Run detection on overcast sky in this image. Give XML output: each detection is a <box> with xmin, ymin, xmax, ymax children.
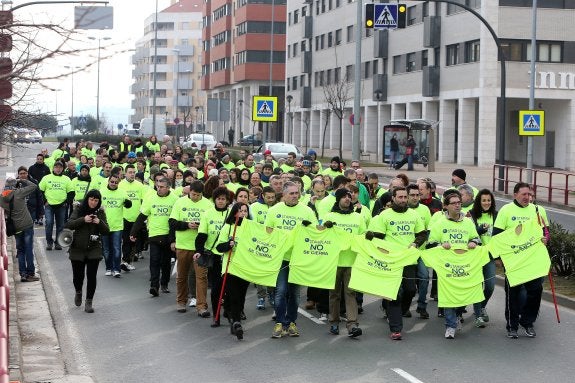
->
<box><xmin>10</xmin><ymin>0</ymin><xmax>172</xmax><ymax>132</ymax></box>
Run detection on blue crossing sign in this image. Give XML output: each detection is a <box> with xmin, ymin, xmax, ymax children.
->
<box><xmin>252</xmin><ymin>96</ymin><xmax>277</xmax><ymax>122</ymax></box>
<box><xmin>518</xmin><ymin>110</ymin><xmax>545</xmax><ymax>136</ymax></box>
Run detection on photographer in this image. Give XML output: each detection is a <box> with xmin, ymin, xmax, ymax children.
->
<box><xmin>1</xmin><ymin>177</ymin><xmax>39</xmax><ymax>282</ymax></box>
<box><xmin>65</xmin><ymin>189</ymin><xmax>109</xmax><ymax>313</ymax></box>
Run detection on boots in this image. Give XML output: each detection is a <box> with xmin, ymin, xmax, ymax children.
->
<box><xmin>85</xmin><ymin>299</ymin><xmax>94</xmax><ymax>313</ymax></box>
<box><xmin>74</xmin><ymin>291</ymin><xmax>82</xmax><ymax>307</ymax></box>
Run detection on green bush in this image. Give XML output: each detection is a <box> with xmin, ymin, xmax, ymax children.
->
<box><xmin>547</xmin><ymin>221</ymin><xmax>575</xmax><ymax>277</ymax></box>
<box><xmin>57</xmin><ymin>134</ymin><xmax>125</xmax><ymax>147</ymax></box>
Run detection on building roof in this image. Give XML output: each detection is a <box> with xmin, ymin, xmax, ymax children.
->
<box><xmin>164</xmin><ymin>0</ymin><xmax>203</xmax><ymax>13</ymax></box>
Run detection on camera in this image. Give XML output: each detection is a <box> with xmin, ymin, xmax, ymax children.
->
<box><xmin>89</xmin><ymin>235</ymin><xmax>100</xmax><ymax>243</ymax></box>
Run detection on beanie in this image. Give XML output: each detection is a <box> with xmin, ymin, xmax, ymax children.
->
<box><xmin>331</xmin><ymin>156</ymin><xmax>340</xmax><ymax>164</ymax></box>
<box><xmin>335</xmin><ymin>188</ymin><xmax>351</xmax><ymax>203</ymax></box>
<box><xmin>452</xmin><ymin>168</ymin><xmax>466</xmax><ymax>181</ymax></box>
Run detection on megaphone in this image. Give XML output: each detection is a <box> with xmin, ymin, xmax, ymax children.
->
<box><xmin>57</xmin><ymin>229</ymin><xmax>74</xmax><ymax>248</ymax></box>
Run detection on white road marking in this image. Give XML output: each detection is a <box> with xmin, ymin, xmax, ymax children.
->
<box><xmin>298</xmin><ymin>307</ymin><xmax>324</xmax><ymax>324</ymax></box>
<box><xmin>391</xmin><ymin>368</ymin><xmax>426</xmax><ymax>383</ymax></box>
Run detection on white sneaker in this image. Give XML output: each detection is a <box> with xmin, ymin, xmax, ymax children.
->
<box><xmin>189</xmin><ymin>298</ymin><xmax>197</xmax><ymax>307</ymax></box>
<box><xmin>113</xmin><ymin>271</ymin><xmax>121</xmax><ymax>278</ymax></box>
<box><xmin>126</xmin><ymin>264</ymin><xmax>136</xmax><ymax>271</ymax></box>
<box><xmin>318</xmin><ymin>313</ymin><xmax>328</xmax><ymax>321</ymax></box>
<box><xmin>105</xmin><ymin>270</ymin><xmax>112</xmax><ymax>276</ymax></box>
<box><xmin>445</xmin><ymin>327</ymin><xmax>456</xmax><ymax>339</ymax></box>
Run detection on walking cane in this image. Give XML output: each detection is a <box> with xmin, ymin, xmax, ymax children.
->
<box><xmin>215</xmin><ymin>213</ymin><xmax>240</xmax><ymax>323</ymax></box>
<box><xmin>536</xmin><ymin>206</ymin><xmax>561</xmax><ymax>323</ymax></box>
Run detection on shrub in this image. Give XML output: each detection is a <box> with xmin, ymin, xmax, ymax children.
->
<box><xmin>547</xmin><ymin>221</ymin><xmax>575</xmax><ymax>277</ymax></box>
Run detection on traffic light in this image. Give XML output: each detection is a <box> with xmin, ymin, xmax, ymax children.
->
<box><xmin>397</xmin><ymin>4</ymin><xmax>407</xmax><ymax>29</ymax></box>
<box><xmin>365</xmin><ymin>4</ymin><xmax>374</xmax><ymax>29</ymax></box>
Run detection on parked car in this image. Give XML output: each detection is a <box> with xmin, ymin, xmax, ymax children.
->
<box><xmin>239</xmin><ymin>134</ymin><xmax>262</xmax><ymax>147</ymax></box>
<box><xmin>13</xmin><ymin>128</ymin><xmax>42</xmax><ymax>144</ymax></box>
<box><xmin>182</xmin><ymin>133</ymin><xmax>217</xmax><ymax>150</ymax></box>
<box><xmin>253</xmin><ymin>142</ymin><xmax>303</xmax><ymax>161</ymax></box>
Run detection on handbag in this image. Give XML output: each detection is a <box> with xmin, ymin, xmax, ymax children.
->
<box><xmin>5</xmin><ymin>195</ymin><xmax>16</xmax><ymax>237</ymax></box>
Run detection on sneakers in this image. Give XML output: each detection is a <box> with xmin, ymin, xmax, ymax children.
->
<box><xmin>271</xmin><ymin>323</ymin><xmax>286</xmax><ymax>338</ymax></box>
<box><xmin>287</xmin><ymin>322</ymin><xmax>300</xmax><ymax>337</ymax></box>
<box><xmin>20</xmin><ymin>276</ymin><xmax>28</xmax><ymax>282</ymax></box>
<box><xmin>402</xmin><ymin>310</ymin><xmax>412</xmax><ymax>318</ymax></box>
<box><xmin>160</xmin><ymin>285</ymin><xmax>170</xmax><ymax>293</ymax></box>
<box><xmin>305</xmin><ymin>300</ymin><xmax>316</xmax><ymax>310</ymax></box>
<box><xmin>149</xmin><ymin>287</ymin><xmax>159</xmax><ymax>297</ymax></box>
<box><xmin>456</xmin><ymin>315</ymin><xmax>463</xmax><ymax>331</ymax></box>
<box><xmin>480</xmin><ymin>307</ymin><xmax>490</xmax><ymax>322</ymax></box>
<box><xmin>445</xmin><ymin>327</ymin><xmax>456</xmax><ymax>339</ymax></box>
<box><xmin>523</xmin><ymin>326</ymin><xmax>536</xmax><ymax>338</ymax></box>
<box><xmin>198</xmin><ymin>310</ymin><xmax>211</xmax><ymax>318</ymax></box>
<box><xmin>240</xmin><ymin>311</ymin><xmax>247</xmax><ymax>320</ymax></box>
<box><xmin>474</xmin><ymin>317</ymin><xmax>486</xmax><ymax>328</ymax></box>
<box><xmin>26</xmin><ymin>275</ymin><xmax>40</xmax><ymax>282</ymax></box>
<box><xmin>390</xmin><ymin>332</ymin><xmax>402</xmax><ymax>341</ymax></box>
<box><xmin>105</xmin><ymin>270</ymin><xmax>112</xmax><ymax>276</ymax></box>
<box><xmin>113</xmin><ymin>271</ymin><xmax>121</xmax><ymax>278</ymax></box>
<box><xmin>437</xmin><ymin>308</ymin><xmax>445</xmax><ymax>318</ymax></box>
<box><xmin>318</xmin><ymin>313</ymin><xmax>328</xmax><ymax>321</ymax></box>
<box><xmin>329</xmin><ymin>325</ymin><xmax>339</xmax><ymax>335</ymax></box>
<box><xmin>177</xmin><ymin>305</ymin><xmax>187</xmax><ymax>313</ymax></box>
<box><xmin>189</xmin><ymin>298</ymin><xmax>197</xmax><ymax>307</ymax></box>
<box><xmin>348</xmin><ymin>327</ymin><xmax>362</xmax><ymax>338</ymax></box>
<box><xmin>416</xmin><ymin>307</ymin><xmax>430</xmax><ymax>319</ymax></box>
<box><xmin>256</xmin><ymin>298</ymin><xmax>265</xmax><ymax>310</ymax></box>
<box><xmin>127</xmin><ymin>264</ymin><xmax>136</xmax><ymax>271</ymax></box>
<box><xmin>121</xmin><ymin>262</ymin><xmax>135</xmax><ymax>271</ymax></box>
<box><xmin>74</xmin><ymin>292</ymin><xmax>82</xmax><ymax>307</ymax></box>
<box><xmin>507</xmin><ymin>329</ymin><xmax>519</xmax><ymax>339</ymax></box>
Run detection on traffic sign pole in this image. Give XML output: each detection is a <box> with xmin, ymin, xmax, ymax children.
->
<box><xmin>527</xmin><ymin>0</ymin><xmax>538</xmax><ymax>184</ymax></box>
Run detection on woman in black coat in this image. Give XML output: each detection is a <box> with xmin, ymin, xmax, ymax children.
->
<box><xmin>65</xmin><ymin>189</ymin><xmax>109</xmax><ymax>313</ymax></box>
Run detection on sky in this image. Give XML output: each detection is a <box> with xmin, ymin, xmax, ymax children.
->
<box><xmin>10</xmin><ymin>0</ymin><xmax>173</xmax><ymax>133</ymax></box>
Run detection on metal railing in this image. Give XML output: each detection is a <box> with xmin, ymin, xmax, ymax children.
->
<box><xmin>493</xmin><ymin>164</ymin><xmax>575</xmax><ymax>207</ymax></box>
<box><xmin>0</xmin><ymin>208</ymin><xmax>10</xmax><ymax>381</ymax></box>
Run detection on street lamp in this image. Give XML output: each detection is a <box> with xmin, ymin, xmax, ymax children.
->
<box><xmin>173</xmin><ymin>48</ymin><xmax>180</xmax><ymax>140</ymax></box>
<box><xmin>286</xmin><ymin>95</ymin><xmax>292</xmax><ymax>143</ymax></box>
<box><xmin>63</xmin><ymin>65</ymin><xmax>80</xmax><ymax>137</ymax></box>
<box><xmin>238</xmin><ymin>99</ymin><xmax>243</xmax><ymax>146</ymax></box>
<box><xmin>88</xmin><ymin>36</ymin><xmax>111</xmax><ymax>133</ymax></box>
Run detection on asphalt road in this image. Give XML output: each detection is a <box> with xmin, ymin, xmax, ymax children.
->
<box><xmin>5</xmin><ymin>143</ymin><xmax>575</xmax><ymax>383</ymax></box>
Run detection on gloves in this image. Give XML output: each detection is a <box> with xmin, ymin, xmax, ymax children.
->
<box><xmin>302</xmin><ymin>220</ymin><xmax>312</xmax><ymax>227</ymax></box>
<box><xmin>365</xmin><ymin>231</ymin><xmax>374</xmax><ymax>240</ymax></box>
<box><xmin>124</xmin><ymin>199</ymin><xmax>133</xmax><ymax>208</ymax></box>
<box><xmin>323</xmin><ymin>221</ymin><xmax>334</xmax><ymax>228</ymax></box>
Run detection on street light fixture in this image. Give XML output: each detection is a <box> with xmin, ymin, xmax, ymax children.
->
<box><xmin>63</xmin><ymin>65</ymin><xmax>80</xmax><ymax>137</ymax></box>
<box><xmin>88</xmin><ymin>36</ymin><xmax>111</xmax><ymax>133</ymax></box>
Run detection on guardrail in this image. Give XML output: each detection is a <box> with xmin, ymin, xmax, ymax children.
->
<box><xmin>0</xmin><ymin>208</ymin><xmax>10</xmax><ymax>383</ymax></box>
<box><xmin>493</xmin><ymin>164</ymin><xmax>575</xmax><ymax>207</ymax></box>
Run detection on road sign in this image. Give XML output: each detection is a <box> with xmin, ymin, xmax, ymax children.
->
<box><xmin>78</xmin><ymin>116</ymin><xmax>87</xmax><ymax>125</ymax></box>
<box><xmin>518</xmin><ymin>110</ymin><xmax>545</xmax><ymax>136</ymax></box>
<box><xmin>374</xmin><ymin>3</ymin><xmax>398</xmax><ymax>29</ymax></box>
<box><xmin>252</xmin><ymin>96</ymin><xmax>277</xmax><ymax>122</ymax></box>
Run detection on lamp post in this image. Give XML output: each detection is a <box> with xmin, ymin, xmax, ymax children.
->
<box><xmin>238</xmin><ymin>99</ymin><xmax>243</xmax><ymax>146</ymax></box>
<box><xmin>152</xmin><ymin>0</ymin><xmax>159</xmax><ymax>136</ymax></box>
<box><xmin>88</xmin><ymin>36</ymin><xmax>111</xmax><ymax>133</ymax></box>
<box><xmin>63</xmin><ymin>65</ymin><xmax>80</xmax><ymax>137</ymax></box>
<box><xmin>286</xmin><ymin>95</ymin><xmax>292</xmax><ymax>143</ymax></box>
<box><xmin>173</xmin><ymin>48</ymin><xmax>180</xmax><ymax>140</ymax></box>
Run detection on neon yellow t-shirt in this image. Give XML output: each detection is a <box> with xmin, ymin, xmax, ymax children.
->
<box><xmin>421</xmin><ymin>247</ymin><xmax>490</xmax><ymax>307</ymax></box>
<box><xmin>368</xmin><ymin>207</ymin><xmax>425</xmax><ymax>248</ymax></box>
<box><xmin>140</xmin><ymin>191</ymin><xmax>179</xmax><ymax>237</ymax></box>
<box><xmin>99</xmin><ymin>187</ymin><xmax>128</xmax><ymax>232</ymax></box>
<box><xmin>316</xmin><ymin>194</ymin><xmax>336</xmax><ymax>221</ymax></box>
<box><xmin>169</xmin><ymin>196</ymin><xmax>214</xmax><ymax>250</ymax></box>
<box><xmin>475</xmin><ymin>213</ymin><xmax>495</xmax><ymax>245</ymax></box>
<box><xmin>70</xmin><ymin>178</ymin><xmax>90</xmax><ymax>202</ymax></box>
<box><xmin>39</xmin><ymin>174</ymin><xmax>73</xmax><ymax>205</ymax></box>
<box><xmin>197</xmin><ymin>207</ymin><xmax>229</xmax><ymax>252</ymax></box>
<box><xmin>264</xmin><ymin>201</ymin><xmax>318</xmax><ymax>260</ymax></box>
<box><xmin>250</xmin><ymin>202</ymin><xmax>270</xmax><ymax>224</ymax></box>
<box><xmin>118</xmin><ymin>179</ymin><xmax>145</xmax><ymax>223</ymax></box>
<box><xmin>411</xmin><ymin>203</ymin><xmax>432</xmax><ymax>229</ymax></box>
<box><xmin>488</xmin><ymin>218</ymin><xmax>550</xmax><ymax>287</ymax></box>
<box><xmin>494</xmin><ymin>202</ymin><xmax>546</xmax><ymax>230</ymax></box>
<box><xmin>349</xmin><ymin>236</ymin><xmax>419</xmax><ymax>300</ymax></box>
<box><xmin>287</xmin><ymin>225</ymin><xmax>348</xmax><ymax>289</ymax></box>
<box><xmin>323</xmin><ymin>211</ymin><xmax>366</xmax><ymax>266</ymax></box>
<box><xmin>428</xmin><ymin>214</ymin><xmax>479</xmax><ymax>250</ymax></box>
<box><xmin>220</xmin><ymin>220</ymin><xmax>291</xmax><ymax>286</ymax></box>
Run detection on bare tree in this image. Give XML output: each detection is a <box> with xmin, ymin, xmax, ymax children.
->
<box><xmin>322</xmin><ymin>78</ymin><xmax>352</xmax><ymax>160</ymax></box>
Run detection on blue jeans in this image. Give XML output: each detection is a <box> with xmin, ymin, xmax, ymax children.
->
<box><xmin>407</xmin><ymin>154</ymin><xmax>414</xmax><ymax>170</ymax></box>
<box><xmin>417</xmin><ymin>258</ymin><xmax>429</xmax><ymax>309</ymax></box>
<box><xmin>15</xmin><ymin>227</ymin><xmax>35</xmax><ymax>277</ymax></box>
<box><xmin>45</xmin><ymin>204</ymin><xmax>67</xmax><ymax>246</ymax></box>
<box><xmin>445</xmin><ymin>304</ymin><xmax>482</xmax><ymax>329</ymax></box>
<box><xmin>102</xmin><ymin>231</ymin><xmax>122</xmax><ymax>272</ymax></box>
<box><xmin>275</xmin><ymin>261</ymin><xmax>300</xmax><ymax>326</ymax></box>
<box><xmin>482</xmin><ymin>260</ymin><xmax>496</xmax><ymax>308</ymax></box>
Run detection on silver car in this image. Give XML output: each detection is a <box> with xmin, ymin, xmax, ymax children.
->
<box><xmin>182</xmin><ymin>133</ymin><xmax>217</xmax><ymax>150</ymax></box>
<box><xmin>253</xmin><ymin>142</ymin><xmax>303</xmax><ymax>161</ymax></box>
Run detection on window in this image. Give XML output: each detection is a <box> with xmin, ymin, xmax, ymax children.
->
<box><xmin>314</xmin><ymin>71</ymin><xmax>319</xmax><ymax>87</ymax></box>
<box><xmin>326</xmin><ymin>69</ymin><xmax>332</xmax><ymax>85</ymax></box>
<box><xmin>315</xmin><ymin>36</ymin><xmax>320</xmax><ymax>51</ymax></box>
<box><xmin>301</xmin><ymin>40</ymin><xmax>307</xmax><ymax>51</ymax></box>
<box><xmin>345</xmin><ymin>65</ymin><xmax>353</xmax><ymax>81</ymax></box>
<box><xmin>320</xmin><ymin>34</ymin><xmax>325</xmax><ymax>49</ymax></box>
<box><xmin>465</xmin><ymin>40</ymin><xmax>480</xmax><ymax>63</ymax></box>
<box><xmin>292</xmin><ymin>77</ymin><xmax>298</xmax><ymax>90</ymax></box>
<box><xmin>319</xmin><ymin>71</ymin><xmax>324</xmax><ymax>86</ymax></box>
<box><xmin>288</xmin><ymin>12</ymin><xmax>292</xmax><ymax>26</ymax></box>
<box><xmin>328</xmin><ymin>32</ymin><xmax>333</xmax><ymax>48</ymax></box>
<box><xmin>336</xmin><ymin>0</ymin><xmax>341</xmax><ymax>7</ymax></box>
<box><xmin>373</xmin><ymin>60</ymin><xmax>379</xmax><ymax>75</ymax></box>
<box><xmin>316</xmin><ymin>0</ymin><xmax>320</xmax><ymax>15</ymax></box>
<box><xmin>393</xmin><ymin>55</ymin><xmax>401</xmax><ymax>74</ymax></box>
<box><xmin>346</xmin><ymin>25</ymin><xmax>354</xmax><ymax>42</ymax></box>
<box><xmin>293</xmin><ymin>42</ymin><xmax>298</xmax><ymax>57</ymax></box>
<box><xmin>422</xmin><ymin>2</ymin><xmax>429</xmax><ymax>17</ymax></box>
<box><xmin>421</xmin><ymin>50</ymin><xmax>428</xmax><ymax>67</ymax></box>
<box><xmin>529</xmin><ymin>42</ymin><xmax>562</xmax><ymax>63</ymax></box>
<box><xmin>321</xmin><ymin>0</ymin><xmax>326</xmax><ymax>13</ymax></box>
<box><xmin>335</xmin><ymin>29</ymin><xmax>342</xmax><ymax>45</ymax></box>
<box><xmin>302</xmin><ymin>6</ymin><xmax>307</xmax><ymax>16</ymax></box>
<box><xmin>334</xmin><ymin>67</ymin><xmax>341</xmax><ymax>83</ymax></box>
<box><xmin>212</xmin><ymin>4</ymin><xmax>230</xmax><ymax>22</ymax></box>
<box><xmin>501</xmin><ymin>40</ymin><xmax>523</xmax><ymax>61</ymax></box>
<box><xmin>329</xmin><ymin>0</ymin><xmax>333</xmax><ymax>10</ymax></box>
<box><xmin>406</xmin><ymin>52</ymin><xmax>416</xmax><ymax>72</ymax></box>
<box><xmin>447</xmin><ymin>0</ymin><xmax>481</xmax><ymax>15</ymax></box>
<box><xmin>446</xmin><ymin>44</ymin><xmax>459</xmax><ymax>66</ymax></box>
<box><xmin>407</xmin><ymin>6</ymin><xmax>417</xmax><ymax>26</ymax></box>
<box><xmin>501</xmin><ymin>39</ymin><xmax>563</xmax><ymax>63</ymax></box>
<box><xmin>294</xmin><ymin>9</ymin><xmax>299</xmax><ymax>24</ymax></box>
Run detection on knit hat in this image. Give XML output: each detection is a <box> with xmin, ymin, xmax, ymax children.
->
<box><xmin>53</xmin><ymin>160</ymin><xmax>64</xmax><ymax>168</ymax></box>
<box><xmin>127</xmin><ymin>152</ymin><xmax>137</xmax><ymax>158</ymax></box>
<box><xmin>331</xmin><ymin>156</ymin><xmax>340</xmax><ymax>164</ymax></box>
<box><xmin>80</xmin><ymin>164</ymin><xmax>90</xmax><ymax>172</ymax></box>
<box><xmin>335</xmin><ymin>188</ymin><xmax>351</xmax><ymax>203</ymax></box>
<box><xmin>3</xmin><ymin>177</ymin><xmax>17</xmax><ymax>190</ymax></box>
<box><xmin>264</xmin><ymin>149</ymin><xmax>272</xmax><ymax>155</ymax></box>
<box><xmin>307</xmin><ymin>149</ymin><xmax>317</xmax><ymax>156</ymax></box>
<box><xmin>452</xmin><ymin>168</ymin><xmax>466</xmax><ymax>181</ymax></box>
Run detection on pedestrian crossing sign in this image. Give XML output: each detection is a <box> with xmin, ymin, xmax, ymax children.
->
<box><xmin>518</xmin><ymin>110</ymin><xmax>545</xmax><ymax>136</ymax></box>
<box><xmin>374</xmin><ymin>3</ymin><xmax>398</xmax><ymax>29</ymax></box>
<box><xmin>252</xmin><ymin>96</ymin><xmax>277</xmax><ymax>122</ymax></box>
